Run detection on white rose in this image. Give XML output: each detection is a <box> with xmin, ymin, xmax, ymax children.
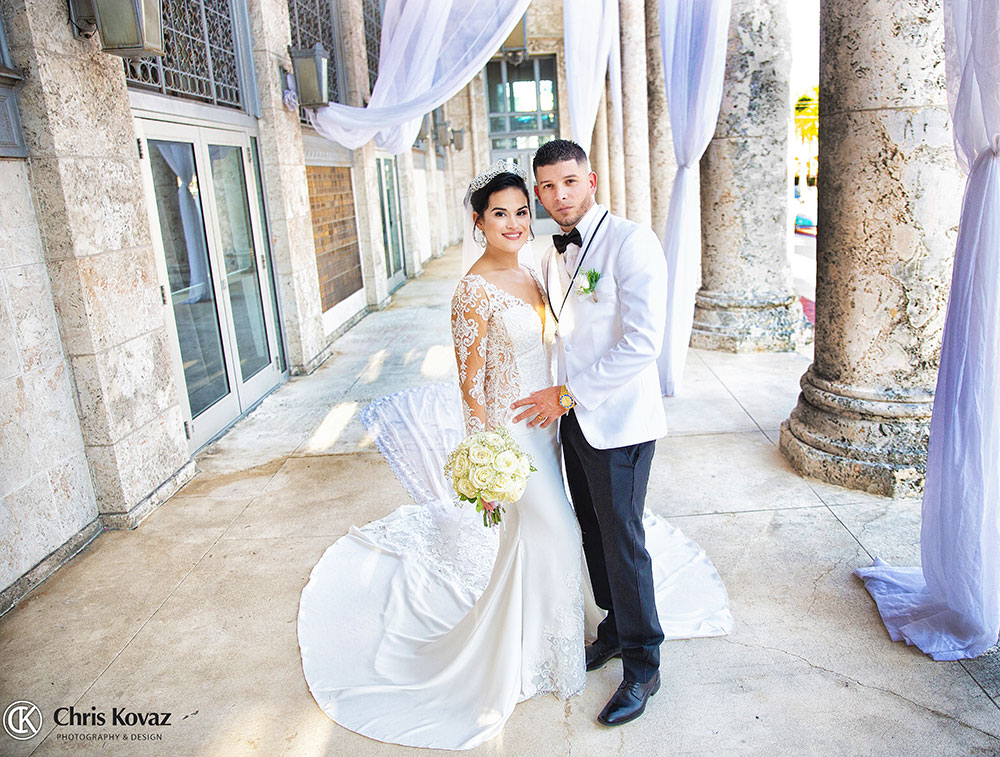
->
<box><xmin>480</xmin><ymin>431</ymin><xmax>503</xmax><ymax>448</ymax></box>
<box><xmin>490</xmin><ymin>470</ymin><xmax>512</xmax><ymax>494</ymax></box>
<box><xmin>456</xmin><ymin>476</ymin><xmax>477</xmax><ymax>499</ymax></box>
<box><xmin>484</xmin><ymin>489</ymin><xmax>505</xmax><ymax>504</ymax></box>
<box><xmin>494</xmin><ymin>450</ymin><xmax>519</xmax><ymax>473</ymax></box>
<box><xmin>452</xmin><ymin>451</ymin><xmax>469</xmax><ymax>477</ymax></box>
<box><xmin>507</xmin><ymin>475</ymin><xmax>527</xmax><ymax>502</ymax></box>
<box><xmin>469</xmin><ymin>465</ymin><xmax>493</xmax><ymax>490</ymax></box>
<box><xmin>468</xmin><ymin>443</ymin><xmax>492</xmax><ymax>465</ymax></box>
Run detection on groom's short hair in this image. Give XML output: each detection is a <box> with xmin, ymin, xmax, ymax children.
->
<box><xmin>532</xmin><ymin>139</ymin><xmax>589</xmax><ymax>175</ymax></box>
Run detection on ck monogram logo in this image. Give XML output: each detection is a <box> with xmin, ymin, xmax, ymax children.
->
<box><xmin>4</xmin><ymin>700</ymin><xmax>42</xmax><ymax>741</ymax></box>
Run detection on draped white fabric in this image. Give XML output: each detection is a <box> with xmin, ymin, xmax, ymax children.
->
<box><xmin>854</xmin><ymin>0</ymin><xmax>1000</xmax><ymax>660</ymax></box>
<box><xmin>562</xmin><ymin>0</ymin><xmax>621</xmax><ymax>149</ymax></box>
<box><xmin>155</xmin><ymin>143</ymin><xmax>209</xmax><ymax>303</ymax></box>
<box><xmin>309</xmin><ymin>0</ymin><xmax>530</xmax><ymax>154</ymax></box>
<box><xmin>654</xmin><ymin>0</ymin><xmax>731</xmax><ymax>396</ymax></box>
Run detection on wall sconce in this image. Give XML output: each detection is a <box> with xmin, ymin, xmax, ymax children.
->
<box><xmin>69</xmin><ymin>0</ymin><xmax>165</xmax><ymax>57</ymax></box>
<box><xmin>287</xmin><ymin>43</ymin><xmax>329</xmax><ymax>108</ymax></box>
<box><xmin>412</xmin><ymin>115</ymin><xmax>430</xmax><ymax>149</ymax></box>
<box><xmin>502</xmin><ymin>14</ymin><xmax>527</xmax><ymax>66</ymax></box>
<box><xmin>434</xmin><ymin>119</ymin><xmax>451</xmax><ymax>146</ymax></box>
<box><xmin>451</xmin><ymin>128</ymin><xmax>465</xmax><ymax>151</ymax></box>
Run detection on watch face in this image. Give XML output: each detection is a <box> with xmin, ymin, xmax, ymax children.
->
<box><xmin>559</xmin><ymin>394</ymin><xmax>573</xmax><ymax>408</ymax></box>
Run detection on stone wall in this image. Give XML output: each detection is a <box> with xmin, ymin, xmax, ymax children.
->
<box><xmin>0</xmin><ymin>159</ymin><xmax>100</xmax><ymax>605</ymax></box>
<box><xmin>3</xmin><ymin>0</ymin><xmax>193</xmax><ymax>530</ymax></box>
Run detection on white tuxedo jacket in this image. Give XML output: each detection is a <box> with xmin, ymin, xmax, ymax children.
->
<box><xmin>541</xmin><ymin>204</ymin><xmax>668</xmax><ymax>450</ymax></box>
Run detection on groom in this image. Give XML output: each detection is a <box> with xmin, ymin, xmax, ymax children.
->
<box><xmin>512</xmin><ymin>139</ymin><xmax>668</xmax><ymax>727</ymax></box>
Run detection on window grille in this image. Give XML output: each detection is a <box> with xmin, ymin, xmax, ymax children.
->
<box><xmin>124</xmin><ymin>0</ymin><xmax>243</xmax><ymax>110</ymax></box>
<box><xmin>362</xmin><ymin>0</ymin><xmax>382</xmax><ymax>96</ymax></box>
<box><xmin>0</xmin><ymin>17</ymin><xmax>27</xmax><ymax>159</ymax></box>
<box><xmin>485</xmin><ymin>56</ymin><xmax>559</xmax><ymax>156</ymax></box>
<box><xmin>288</xmin><ymin>0</ymin><xmax>343</xmax><ymax>106</ymax></box>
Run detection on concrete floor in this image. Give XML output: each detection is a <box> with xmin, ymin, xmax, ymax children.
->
<box><xmin>2</xmin><ymin>250</ymin><xmax>999</xmax><ymax>756</ymax></box>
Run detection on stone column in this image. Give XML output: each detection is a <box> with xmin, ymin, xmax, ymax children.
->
<box><xmin>248</xmin><ymin>0</ymin><xmax>326</xmax><ymax>373</ymax></box>
<box><xmin>590</xmin><ymin>89</ymin><xmax>611</xmax><ymax>208</ymax></box>
<box><xmin>618</xmin><ymin>0</ymin><xmax>651</xmax><ymax>225</ymax></box>
<box><xmin>442</xmin><ymin>144</ymin><xmax>461</xmax><ymax>245</ymax></box>
<box><xmin>691</xmin><ymin>0</ymin><xmax>807</xmax><ymax>353</ymax></box>
<box><xmin>425</xmin><ymin>141</ymin><xmax>445</xmax><ymax>255</ymax></box>
<box><xmin>5</xmin><ymin>0</ymin><xmax>192</xmax><ymax>524</ymax></box>
<box><xmin>396</xmin><ymin>150</ymin><xmax>425</xmax><ymax>277</ymax></box>
<box><xmin>469</xmin><ymin>72</ymin><xmax>490</xmax><ymax>176</ymax></box>
<box><xmin>605</xmin><ymin>77</ymin><xmax>627</xmax><ymax>217</ymax></box>
<box><xmin>779</xmin><ymin>0</ymin><xmax>965</xmax><ymax>497</ymax></box>
<box><xmin>341</xmin><ymin>0</ymin><xmax>390</xmax><ymax>306</ymax></box>
<box><xmin>645</xmin><ymin>0</ymin><xmax>674</xmax><ymax>241</ymax></box>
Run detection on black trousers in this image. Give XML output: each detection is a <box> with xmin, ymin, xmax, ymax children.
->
<box><xmin>561</xmin><ymin>409</ymin><xmax>664</xmax><ymax>684</ymax></box>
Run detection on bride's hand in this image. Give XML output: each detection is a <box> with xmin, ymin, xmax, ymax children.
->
<box><xmin>511</xmin><ymin>386</ymin><xmax>566</xmax><ymax>428</ymax></box>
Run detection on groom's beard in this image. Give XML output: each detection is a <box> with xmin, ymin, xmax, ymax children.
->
<box><xmin>558</xmin><ymin>195</ymin><xmax>595</xmax><ymax>230</ymax></box>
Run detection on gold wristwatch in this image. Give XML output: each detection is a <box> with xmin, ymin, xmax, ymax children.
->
<box><xmin>558</xmin><ymin>385</ymin><xmax>576</xmax><ymax>410</ymax></box>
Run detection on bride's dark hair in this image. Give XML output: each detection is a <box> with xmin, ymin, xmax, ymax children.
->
<box><xmin>469</xmin><ymin>173</ymin><xmax>531</xmax><ymax>217</ymax></box>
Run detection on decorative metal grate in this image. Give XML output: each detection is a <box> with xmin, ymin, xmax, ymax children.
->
<box><xmin>288</xmin><ymin>0</ymin><xmax>341</xmax><ymax>105</ymax></box>
<box><xmin>362</xmin><ymin>0</ymin><xmax>382</xmax><ymax>96</ymax></box>
<box><xmin>124</xmin><ymin>0</ymin><xmax>243</xmax><ymax>110</ymax></box>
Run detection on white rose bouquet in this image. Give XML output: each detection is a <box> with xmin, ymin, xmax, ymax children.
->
<box><xmin>444</xmin><ymin>428</ymin><xmax>536</xmax><ymax>527</ymax></box>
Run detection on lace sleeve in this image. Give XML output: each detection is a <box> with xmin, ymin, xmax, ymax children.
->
<box><xmin>451</xmin><ymin>277</ymin><xmax>491</xmax><ymax>434</ymax></box>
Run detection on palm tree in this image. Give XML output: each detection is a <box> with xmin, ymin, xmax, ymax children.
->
<box><xmin>794</xmin><ymin>87</ymin><xmax>819</xmax><ymax>144</ymax></box>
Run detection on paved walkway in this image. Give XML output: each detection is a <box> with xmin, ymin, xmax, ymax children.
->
<box><xmin>2</xmin><ymin>251</ymin><xmax>998</xmax><ymax>756</ymax></box>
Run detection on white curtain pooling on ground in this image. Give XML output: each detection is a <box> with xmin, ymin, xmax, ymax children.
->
<box><xmin>309</xmin><ymin>0</ymin><xmax>530</xmax><ymax>154</ymax></box>
<box><xmin>855</xmin><ymin>0</ymin><xmax>1000</xmax><ymax>661</ymax></box>
<box><xmin>655</xmin><ymin>0</ymin><xmax>731</xmax><ymax>396</ymax></box>
<box><xmin>563</xmin><ymin>0</ymin><xmax>621</xmax><ymax>149</ymax></box>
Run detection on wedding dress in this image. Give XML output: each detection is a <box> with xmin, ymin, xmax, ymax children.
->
<box><xmin>297</xmin><ymin>270</ymin><xmax>733</xmax><ymax>750</ymax></box>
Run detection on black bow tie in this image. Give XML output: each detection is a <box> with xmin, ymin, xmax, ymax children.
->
<box><xmin>552</xmin><ymin>227</ymin><xmax>582</xmax><ymax>254</ymax></box>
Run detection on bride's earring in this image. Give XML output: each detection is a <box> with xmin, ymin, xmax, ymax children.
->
<box><xmin>474</xmin><ymin>226</ymin><xmax>487</xmax><ymax>248</ymax></box>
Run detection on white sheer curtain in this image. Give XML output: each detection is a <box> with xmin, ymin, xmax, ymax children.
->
<box><xmin>155</xmin><ymin>143</ymin><xmax>210</xmax><ymax>303</ymax></box>
<box><xmin>655</xmin><ymin>0</ymin><xmax>731</xmax><ymax>396</ymax></box>
<box><xmin>563</xmin><ymin>0</ymin><xmax>621</xmax><ymax>149</ymax></box>
<box><xmin>309</xmin><ymin>0</ymin><xmax>530</xmax><ymax>154</ymax></box>
<box><xmin>855</xmin><ymin>0</ymin><xmax>1000</xmax><ymax>660</ymax></box>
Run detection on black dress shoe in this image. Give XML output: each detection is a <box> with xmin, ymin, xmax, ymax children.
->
<box><xmin>585</xmin><ymin>641</ymin><xmax>622</xmax><ymax>671</ymax></box>
<box><xmin>597</xmin><ymin>671</ymin><xmax>661</xmax><ymax>726</ymax></box>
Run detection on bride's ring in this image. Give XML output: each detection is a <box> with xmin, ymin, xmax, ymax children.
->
<box><xmin>537</xmin><ymin>415</ymin><xmax>547</xmax><ymax>423</ymax></box>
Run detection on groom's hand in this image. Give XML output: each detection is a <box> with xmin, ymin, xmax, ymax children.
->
<box><xmin>511</xmin><ymin>386</ymin><xmax>566</xmax><ymax>429</ymax></box>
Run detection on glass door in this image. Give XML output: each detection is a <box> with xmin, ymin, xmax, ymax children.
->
<box><xmin>376</xmin><ymin>155</ymin><xmax>406</xmax><ymax>291</ymax></box>
<box><xmin>136</xmin><ymin>119</ymin><xmax>282</xmax><ymax>451</ymax></box>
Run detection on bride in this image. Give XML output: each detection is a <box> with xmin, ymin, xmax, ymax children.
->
<box><xmin>297</xmin><ymin>161</ymin><xmax>731</xmax><ymax>751</ymax></box>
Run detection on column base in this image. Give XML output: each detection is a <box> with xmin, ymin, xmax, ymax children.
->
<box><xmin>691</xmin><ymin>290</ymin><xmax>812</xmax><ymax>352</ymax></box>
<box><xmin>779</xmin><ymin>366</ymin><xmax>931</xmax><ymax>497</ymax></box>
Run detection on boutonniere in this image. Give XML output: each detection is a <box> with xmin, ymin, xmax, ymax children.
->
<box><xmin>576</xmin><ymin>269</ymin><xmax>602</xmax><ymax>302</ymax></box>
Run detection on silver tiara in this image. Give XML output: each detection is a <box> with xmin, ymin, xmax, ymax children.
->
<box><xmin>469</xmin><ymin>158</ymin><xmax>527</xmax><ymax>191</ymax></box>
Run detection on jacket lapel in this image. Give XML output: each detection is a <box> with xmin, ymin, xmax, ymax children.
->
<box><xmin>556</xmin><ymin>210</ymin><xmax>609</xmax><ymax>322</ymax></box>
<box><xmin>542</xmin><ymin>248</ymin><xmax>563</xmax><ymax>322</ymax></box>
